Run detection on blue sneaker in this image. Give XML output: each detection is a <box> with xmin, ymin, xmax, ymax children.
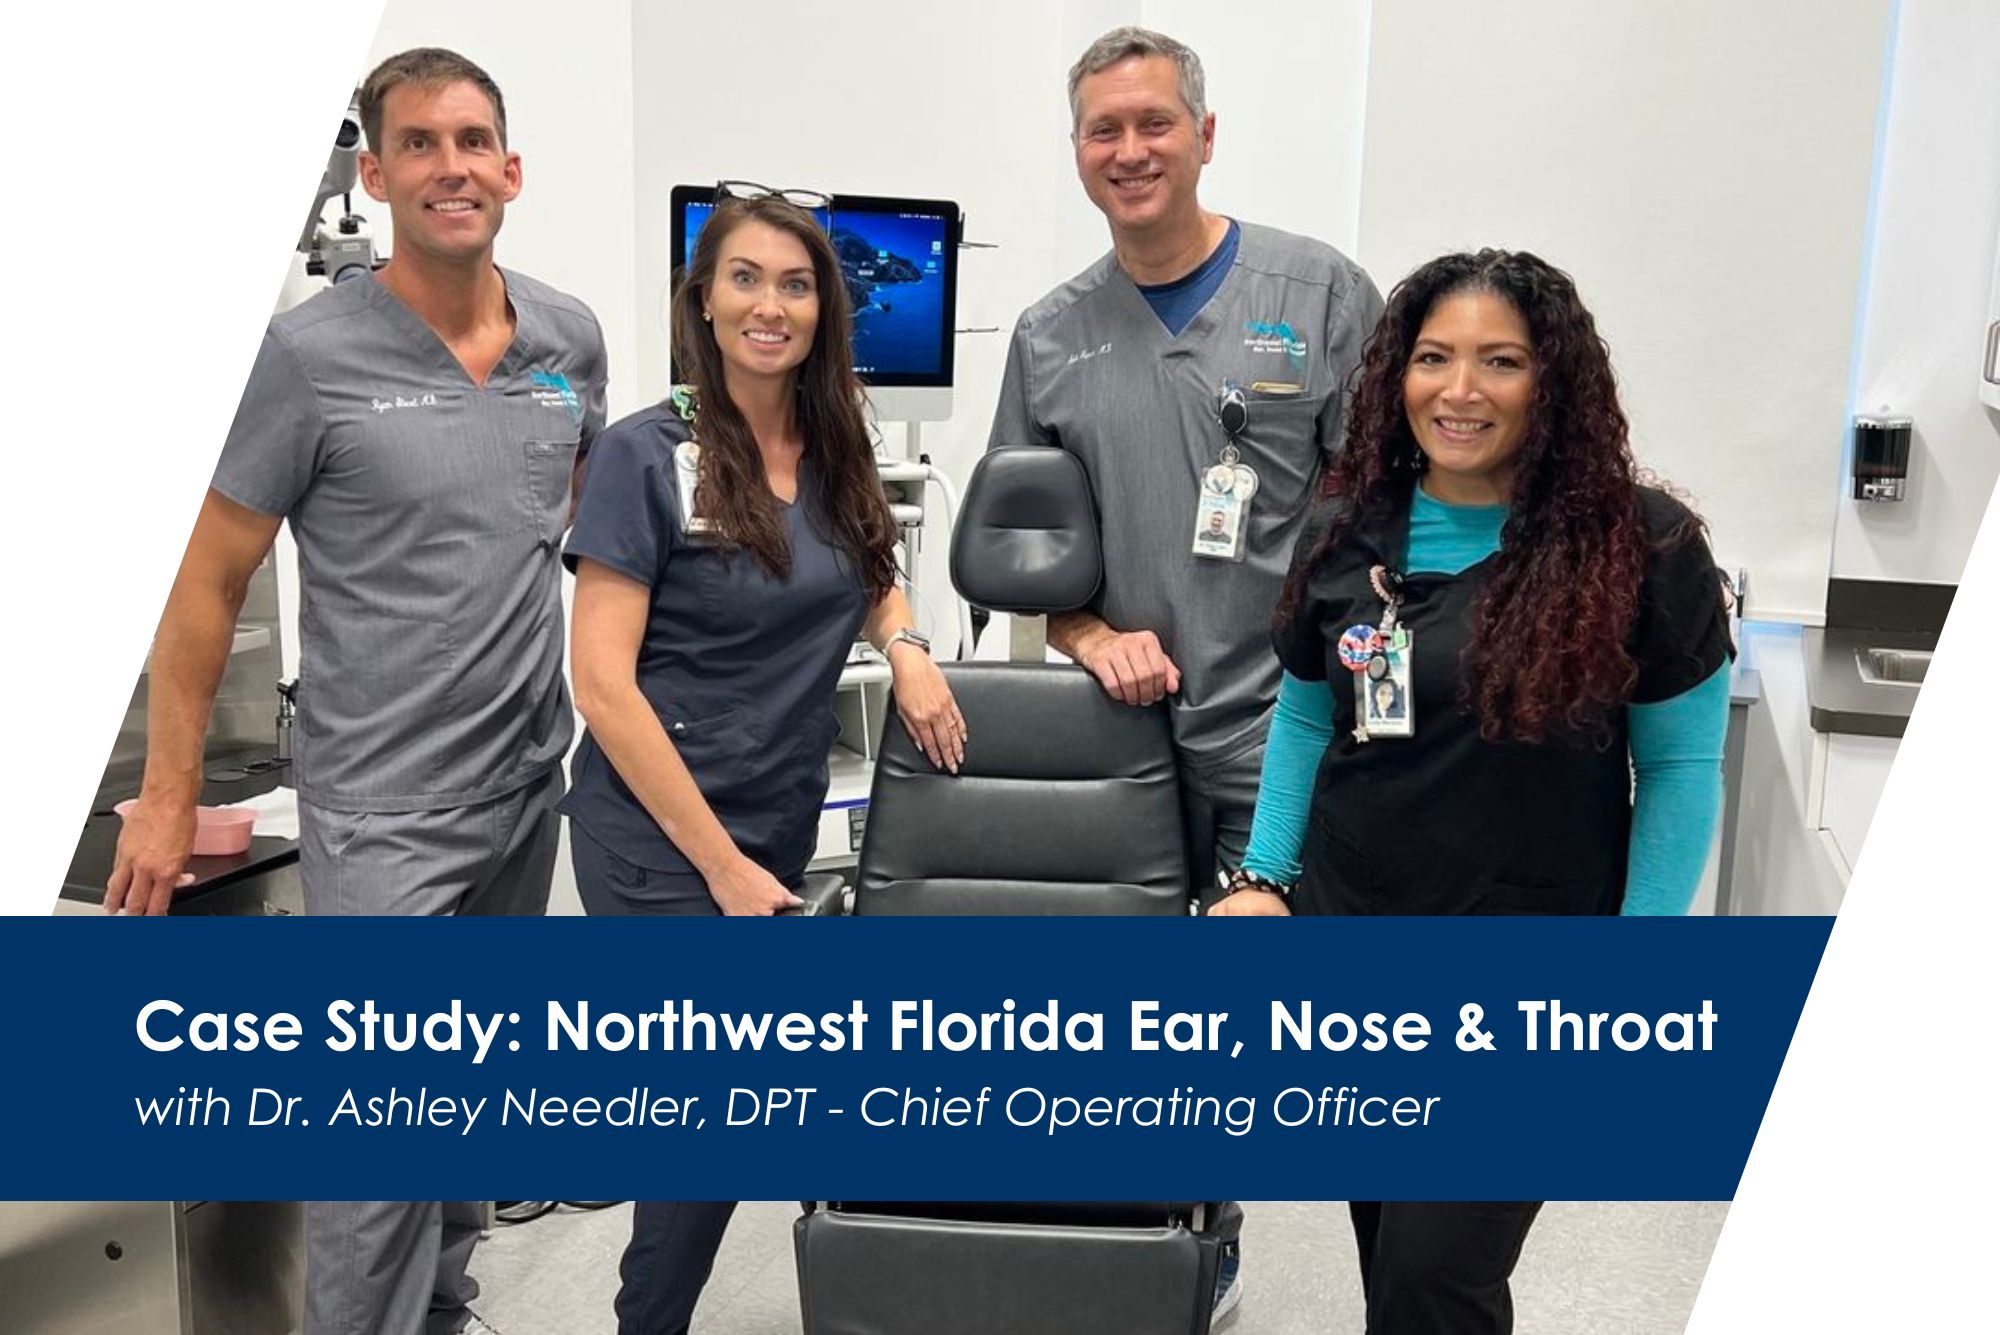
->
<box><xmin>1210</xmin><ymin>1245</ymin><xmax>1243</xmax><ymax>1329</ymax></box>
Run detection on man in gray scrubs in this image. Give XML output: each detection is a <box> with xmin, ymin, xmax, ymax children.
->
<box><xmin>104</xmin><ymin>48</ymin><xmax>605</xmax><ymax>1335</ymax></box>
<box><xmin>989</xmin><ymin>26</ymin><xmax>1381</xmax><ymax>900</ymax></box>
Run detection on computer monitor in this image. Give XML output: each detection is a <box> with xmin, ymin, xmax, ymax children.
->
<box><xmin>670</xmin><ymin>185</ymin><xmax>962</xmax><ymax>422</ymax></box>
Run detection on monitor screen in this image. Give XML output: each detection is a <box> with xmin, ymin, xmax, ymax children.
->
<box><xmin>670</xmin><ymin>186</ymin><xmax>961</xmax><ymax>391</ymax></box>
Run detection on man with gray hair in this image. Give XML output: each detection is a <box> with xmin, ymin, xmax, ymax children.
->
<box><xmin>106</xmin><ymin>45</ymin><xmax>605</xmax><ymax>1335</ymax></box>
<box><xmin>989</xmin><ymin>27</ymin><xmax>1381</xmax><ymax>901</ymax></box>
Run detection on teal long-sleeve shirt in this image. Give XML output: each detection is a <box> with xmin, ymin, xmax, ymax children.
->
<box><xmin>1240</xmin><ymin>488</ymin><xmax>1729</xmax><ymax>916</ymax></box>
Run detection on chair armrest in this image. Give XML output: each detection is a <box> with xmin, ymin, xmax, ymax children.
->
<box><xmin>781</xmin><ymin>871</ymin><xmax>850</xmax><ymax>917</ymax></box>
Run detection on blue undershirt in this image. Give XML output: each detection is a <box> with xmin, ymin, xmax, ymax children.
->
<box><xmin>1241</xmin><ymin>486</ymin><xmax>1729</xmax><ymax>916</ymax></box>
<box><xmin>1137</xmin><ymin>219</ymin><xmax>1241</xmax><ymax>336</ymax></box>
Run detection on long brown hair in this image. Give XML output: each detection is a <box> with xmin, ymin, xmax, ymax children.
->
<box><xmin>1281</xmin><ymin>249</ymin><xmax>1701</xmax><ymax>742</ymax></box>
<box><xmin>670</xmin><ymin>196</ymin><xmax>899</xmax><ymax>599</ymax></box>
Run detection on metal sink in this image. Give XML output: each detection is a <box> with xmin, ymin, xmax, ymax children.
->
<box><xmin>1856</xmin><ymin>647</ymin><xmax>1932</xmax><ymax>687</ymax></box>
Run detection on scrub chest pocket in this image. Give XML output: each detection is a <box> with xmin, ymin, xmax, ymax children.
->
<box><xmin>655</xmin><ymin>706</ymin><xmax>749</xmax><ymax>795</ymax></box>
<box><xmin>522</xmin><ymin>437</ymin><xmax>579</xmax><ymax>537</ymax></box>
<box><xmin>1235</xmin><ymin>390</ymin><xmax>1328</xmax><ymax>518</ymax></box>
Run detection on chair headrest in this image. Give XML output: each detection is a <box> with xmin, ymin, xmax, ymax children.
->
<box><xmin>949</xmin><ymin>448</ymin><xmax>1103</xmax><ymax>614</ymax></box>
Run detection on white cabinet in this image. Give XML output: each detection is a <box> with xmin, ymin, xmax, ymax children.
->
<box><xmin>1810</xmin><ymin>732</ymin><xmax>1901</xmax><ymax>879</ymax></box>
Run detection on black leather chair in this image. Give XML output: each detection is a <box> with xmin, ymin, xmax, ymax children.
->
<box><xmin>848</xmin><ymin>446</ymin><xmax>1192</xmax><ymax>916</ymax></box>
<box><xmin>850</xmin><ymin>661</ymin><xmax>1187</xmax><ymax>914</ymax></box>
<box><xmin>794</xmin><ymin>450</ymin><xmax>1230</xmax><ymax>1333</ymax></box>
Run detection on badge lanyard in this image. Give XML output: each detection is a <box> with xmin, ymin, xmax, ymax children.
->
<box><xmin>669</xmin><ymin>386</ymin><xmax>718</xmax><ymax>538</ymax></box>
<box><xmin>1192</xmin><ymin>382</ymin><xmax>1260</xmax><ymax>561</ymax></box>
<box><xmin>1337</xmin><ymin>564</ymin><xmax>1415</xmax><ymax>742</ymax></box>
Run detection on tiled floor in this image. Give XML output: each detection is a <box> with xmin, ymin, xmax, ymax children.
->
<box><xmin>468</xmin><ymin>1199</ymin><xmax>1726</xmax><ymax>1334</ymax></box>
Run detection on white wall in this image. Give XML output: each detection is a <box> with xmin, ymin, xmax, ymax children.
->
<box><xmin>1832</xmin><ymin>0</ymin><xmax>2000</xmax><ymax>587</ymax></box>
<box><xmin>1358</xmin><ymin>0</ymin><xmax>1891</xmax><ymax>622</ymax></box>
<box><xmin>1141</xmin><ymin>0</ymin><xmax>1370</xmax><ymax>257</ymax></box>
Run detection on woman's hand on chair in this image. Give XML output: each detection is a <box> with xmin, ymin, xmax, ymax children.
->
<box><xmin>890</xmin><ymin>645</ymin><xmax>967</xmax><ymax>774</ymax></box>
<box><xmin>707</xmin><ymin>855</ymin><xmax>804</xmax><ymax>916</ymax></box>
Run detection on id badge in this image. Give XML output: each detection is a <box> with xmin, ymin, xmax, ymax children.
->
<box><xmin>674</xmin><ymin>440</ymin><xmax>718</xmax><ymax>537</ymax></box>
<box><xmin>1192</xmin><ymin>462</ymin><xmax>1256</xmax><ymax>561</ymax></box>
<box><xmin>1353</xmin><ymin>627</ymin><xmax>1414</xmax><ymax>739</ymax></box>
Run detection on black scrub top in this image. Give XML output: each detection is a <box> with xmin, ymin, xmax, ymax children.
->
<box><xmin>1273</xmin><ymin>485</ymin><xmax>1731</xmax><ymax>917</ymax></box>
<box><xmin>560</xmin><ymin>402</ymin><xmax>870</xmax><ymax>880</ymax></box>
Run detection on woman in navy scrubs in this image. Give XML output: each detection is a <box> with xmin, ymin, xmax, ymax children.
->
<box><xmin>1214</xmin><ymin>251</ymin><xmax>1733</xmax><ymax>1333</ymax></box>
<box><xmin>562</xmin><ymin>191</ymin><xmax>964</xmax><ymax>1333</ymax></box>
<box><xmin>564</xmin><ymin>190</ymin><xmax>962</xmax><ymax>918</ymax></box>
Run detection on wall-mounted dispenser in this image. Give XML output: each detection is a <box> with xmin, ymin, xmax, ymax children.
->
<box><xmin>1852</xmin><ymin>412</ymin><xmax>1913</xmax><ymax>501</ymax></box>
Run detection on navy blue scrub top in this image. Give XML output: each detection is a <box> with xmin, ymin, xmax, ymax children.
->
<box><xmin>560</xmin><ymin>402</ymin><xmax>870</xmax><ymax>880</ymax></box>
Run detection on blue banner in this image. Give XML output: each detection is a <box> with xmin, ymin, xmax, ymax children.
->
<box><xmin>1</xmin><ymin>917</ymin><xmax>1829</xmax><ymax>1199</ymax></box>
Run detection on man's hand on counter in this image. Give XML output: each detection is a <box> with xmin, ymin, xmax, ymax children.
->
<box><xmin>105</xmin><ymin>797</ymin><xmax>198</xmax><ymax>916</ymax></box>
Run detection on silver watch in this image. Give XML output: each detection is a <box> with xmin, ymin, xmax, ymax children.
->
<box><xmin>885</xmin><ymin>628</ymin><xmax>932</xmax><ymax>656</ymax></box>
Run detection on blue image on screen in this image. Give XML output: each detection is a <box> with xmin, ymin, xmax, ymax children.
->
<box><xmin>833</xmin><ymin>212</ymin><xmax>948</xmax><ymax>377</ymax></box>
<box><xmin>680</xmin><ymin>202</ymin><xmax>951</xmax><ymax>380</ymax></box>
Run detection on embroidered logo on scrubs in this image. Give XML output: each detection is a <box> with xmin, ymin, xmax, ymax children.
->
<box><xmin>1243</xmin><ymin>320</ymin><xmax>1308</xmax><ymax>365</ymax></box>
<box><xmin>1066</xmin><ymin>341</ymin><xmax>1112</xmax><ymax>366</ymax></box>
<box><xmin>530</xmin><ymin>369</ymin><xmax>583</xmax><ymax>425</ymax></box>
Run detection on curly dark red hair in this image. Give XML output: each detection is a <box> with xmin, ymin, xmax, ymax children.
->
<box><xmin>1282</xmin><ymin>250</ymin><xmax>1691</xmax><ymax>742</ymax></box>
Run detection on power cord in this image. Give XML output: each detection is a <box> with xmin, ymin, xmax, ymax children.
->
<box><xmin>491</xmin><ymin>1200</ymin><xmax>624</xmax><ymax>1225</ymax></box>
<box><xmin>491</xmin><ymin>1200</ymin><xmax>554</xmax><ymax>1224</ymax></box>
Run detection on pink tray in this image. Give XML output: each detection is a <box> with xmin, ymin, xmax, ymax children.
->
<box><xmin>114</xmin><ymin>802</ymin><xmax>258</xmax><ymax>857</ymax></box>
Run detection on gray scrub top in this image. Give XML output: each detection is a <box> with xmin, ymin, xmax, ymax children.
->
<box><xmin>211</xmin><ymin>268</ymin><xmax>608</xmax><ymax>812</ymax></box>
<box><xmin>559</xmin><ymin>404</ymin><xmax>870</xmax><ymax>879</ymax></box>
<box><xmin>988</xmin><ymin>221</ymin><xmax>1382</xmax><ymax>769</ymax></box>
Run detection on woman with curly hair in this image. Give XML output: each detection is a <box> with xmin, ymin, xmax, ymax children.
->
<box><xmin>1211</xmin><ymin>250</ymin><xmax>1732</xmax><ymax>1333</ymax></box>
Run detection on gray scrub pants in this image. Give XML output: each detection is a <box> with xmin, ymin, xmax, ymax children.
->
<box><xmin>297</xmin><ymin>768</ymin><xmax>562</xmax><ymax>917</ymax></box>
<box><xmin>1180</xmin><ymin>741</ymin><xmax>1264</xmax><ymax>907</ymax></box>
<box><xmin>295</xmin><ymin>772</ymin><xmax>558</xmax><ymax>1334</ymax></box>
<box><xmin>304</xmin><ymin>1200</ymin><xmax>481</xmax><ymax>1335</ymax></box>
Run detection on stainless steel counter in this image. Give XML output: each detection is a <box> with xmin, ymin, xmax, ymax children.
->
<box><xmin>0</xmin><ymin>1201</ymin><xmax>302</xmax><ymax>1334</ymax></box>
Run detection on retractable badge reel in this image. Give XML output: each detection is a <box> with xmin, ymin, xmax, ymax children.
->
<box><xmin>1192</xmin><ymin>384</ymin><xmax>1259</xmax><ymax>561</ymax></box>
<box><xmin>1342</xmin><ymin>565</ymin><xmax>1415</xmax><ymax>742</ymax></box>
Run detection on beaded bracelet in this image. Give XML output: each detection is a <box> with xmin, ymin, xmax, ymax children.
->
<box><xmin>1223</xmin><ymin>868</ymin><xmax>1294</xmax><ymax>901</ymax></box>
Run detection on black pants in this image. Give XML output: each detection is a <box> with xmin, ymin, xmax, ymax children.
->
<box><xmin>616</xmin><ymin>1201</ymin><xmax>739</xmax><ymax>1335</ymax></box>
<box><xmin>1349</xmin><ymin>1201</ymin><xmax>1542</xmax><ymax>1335</ymax></box>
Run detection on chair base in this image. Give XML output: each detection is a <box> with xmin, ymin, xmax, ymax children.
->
<box><xmin>795</xmin><ymin>1203</ymin><xmax>1223</xmax><ymax>1335</ymax></box>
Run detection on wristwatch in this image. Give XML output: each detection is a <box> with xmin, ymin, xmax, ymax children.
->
<box><xmin>884</xmin><ymin>628</ymin><xmax>932</xmax><ymax>657</ymax></box>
